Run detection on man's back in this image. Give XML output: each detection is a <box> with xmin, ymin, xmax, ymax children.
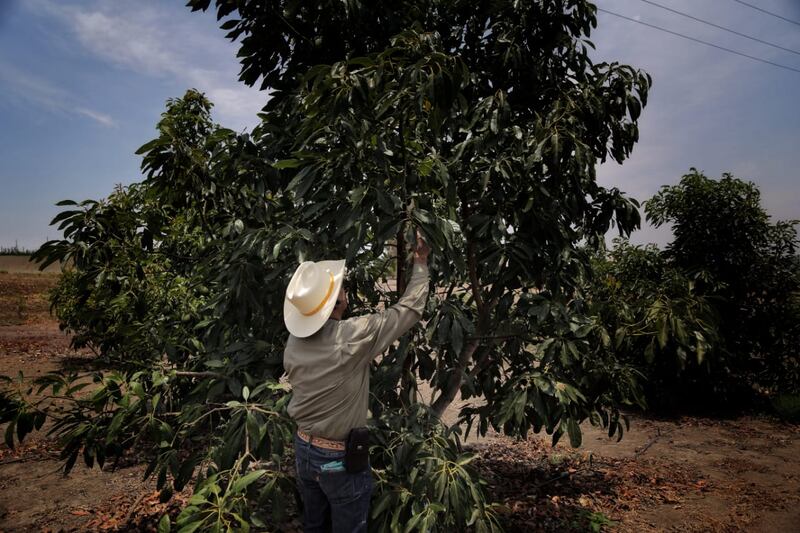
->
<box><xmin>283</xmin><ymin>233</ymin><xmax>431</xmax><ymax>532</ymax></box>
<box><xmin>285</xmin><ymin>320</ymin><xmax>370</xmax><ymax>441</ymax></box>
<box><xmin>284</xmin><ymin>263</ymin><xmax>430</xmax><ymax>440</ymax></box>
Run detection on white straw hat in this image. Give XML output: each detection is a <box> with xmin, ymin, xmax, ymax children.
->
<box><xmin>283</xmin><ymin>259</ymin><xmax>346</xmax><ymax>338</ymax></box>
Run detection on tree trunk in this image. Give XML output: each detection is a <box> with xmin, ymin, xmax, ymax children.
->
<box><xmin>430</xmin><ymin>338</ymin><xmax>480</xmax><ymax>418</ymax></box>
<box><xmin>430</xmin><ymin>228</ymin><xmax>489</xmax><ymax>418</ymax></box>
<box><xmin>396</xmin><ymin>226</ymin><xmax>417</xmax><ymax>404</ymax></box>
<box><xmin>396</xmin><ymin>229</ymin><xmax>407</xmax><ymax>297</ymax></box>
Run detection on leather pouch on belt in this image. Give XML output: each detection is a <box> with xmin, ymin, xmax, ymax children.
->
<box><xmin>344</xmin><ymin>427</ymin><xmax>369</xmax><ymax>473</ymax></box>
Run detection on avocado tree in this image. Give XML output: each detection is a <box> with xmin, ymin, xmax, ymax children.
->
<box><xmin>584</xmin><ymin>239</ymin><xmax>720</xmax><ymax>411</ymax></box>
<box><xmin>646</xmin><ymin>169</ymin><xmax>800</xmax><ymax>401</ymax></box>
<box><xmin>209</xmin><ymin>0</ymin><xmax>650</xmax><ymax>425</ymax></box>
<box><xmin>2</xmin><ymin>2</ymin><xmax>652</xmax><ymax>530</ymax></box>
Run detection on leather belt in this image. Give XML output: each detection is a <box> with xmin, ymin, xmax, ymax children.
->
<box><xmin>297</xmin><ymin>430</ymin><xmax>346</xmax><ymax>451</ymax></box>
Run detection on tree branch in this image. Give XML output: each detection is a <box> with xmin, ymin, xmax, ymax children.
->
<box><xmin>431</xmin><ymin>338</ymin><xmax>480</xmax><ymax>418</ymax></box>
<box><xmin>466</xmin><ymin>239</ymin><xmax>485</xmax><ymax>312</ymax></box>
<box><xmin>468</xmin><ymin>345</ymin><xmax>494</xmax><ymax>380</ymax></box>
<box><xmin>466</xmin><ymin>333</ymin><xmax>527</xmax><ymax>342</ymax></box>
<box><xmin>174</xmin><ymin>370</ymin><xmax>226</xmax><ymax>379</ymax></box>
<box><xmin>429</xmin><ymin>214</ymin><xmax>492</xmax><ymax>418</ymax></box>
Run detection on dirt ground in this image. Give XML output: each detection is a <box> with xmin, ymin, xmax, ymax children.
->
<box><xmin>1</xmin><ymin>271</ymin><xmax>799</xmax><ymax>532</ymax></box>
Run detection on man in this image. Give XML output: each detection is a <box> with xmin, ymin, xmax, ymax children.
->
<box><xmin>283</xmin><ymin>232</ymin><xmax>431</xmax><ymax>532</ymax></box>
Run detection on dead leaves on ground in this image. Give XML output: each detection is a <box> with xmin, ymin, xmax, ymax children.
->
<box><xmin>37</xmin><ymin>491</ymin><xmax>190</xmax><ymax>532</ymax></box>
<box><xmin>472</xmin><ymin>436</ymin><xmax>710</xmax><ymax>532</ymax></box>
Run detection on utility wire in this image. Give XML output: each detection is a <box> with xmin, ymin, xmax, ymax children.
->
<box><xmin>637</xmin><ymin>0</ymin><xmax>800</xmax><ymax>56</ymax></box>
<box><xmin>730</xmin><ymin>0</ymin><xmax>800</xmax><ymax>27</ymax></box>
<box><xmin>597</xmin><ymin>7</ymin><xmax>800</xmax><ymax>74</ymax></box>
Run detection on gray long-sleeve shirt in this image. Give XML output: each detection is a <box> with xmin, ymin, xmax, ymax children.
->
<box><xmin>284</xmin><ymin>263</ymin><xmax>429</xmax><ymax>440</ymax></box>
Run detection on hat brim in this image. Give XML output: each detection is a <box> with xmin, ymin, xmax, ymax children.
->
<box><xmin>283</xmin><ymin>259</ymin><xmax>346</xmax><ymax>338</ymax></box>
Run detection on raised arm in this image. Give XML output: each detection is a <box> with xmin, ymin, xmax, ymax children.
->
<box><xmin>343</xmin><ymin>232</ymin><xmax>431</xmax><ymax>362</ymax></box>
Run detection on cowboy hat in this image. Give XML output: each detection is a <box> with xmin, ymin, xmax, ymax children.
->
<box><xmin>284</xmin><ymin>259</ymin><xmax>346</xmax><ymax>338</ymax></box>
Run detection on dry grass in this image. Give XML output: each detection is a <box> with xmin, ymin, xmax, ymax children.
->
<box><xmin>0</xmin><ymin>271</ymin><xmax>60</xmax><ymax>326</ymax></box>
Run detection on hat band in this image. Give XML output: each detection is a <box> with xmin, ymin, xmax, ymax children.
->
<box><xmin>301</xmin><ymin>272</ymin><xmax>335</xmax><ymax>316</ymax></box>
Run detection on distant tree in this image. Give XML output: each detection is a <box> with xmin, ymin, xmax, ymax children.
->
<box><xmin>585</xmin><ymin>239</ymin><xmax>720</xmax><ymax>411</ymax></box>
<box><xmin>646</xmin><ymin>169</ymin><xmax>800</xmax><ymax>400</ymax></box>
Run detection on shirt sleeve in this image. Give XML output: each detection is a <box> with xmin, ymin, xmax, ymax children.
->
<box><xmin>342</xmin><ymin>263</ymin><xmax>429</xmax><ymax>363</ymax></box>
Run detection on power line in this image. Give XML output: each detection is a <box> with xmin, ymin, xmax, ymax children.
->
<box><xmin>730</xmin><ymin>0</ymin><xmax>800</xmax><ymax>27</ymax></box>
<box><xmin>637</xmin><ymin>0</ymin><xmax>800</xmax><ymax>56</ymax></box>
<box><xmin>597</xmin><ymin>7</ymin><xmax>800</xmax><ymax>74</ymax></box>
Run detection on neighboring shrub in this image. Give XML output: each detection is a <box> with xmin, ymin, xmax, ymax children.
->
<box><xmin>578</xmin><ymin>173</ymin><xmax>800</xmax><ymax>414</ymax></box>
<box><xmin>771</xmin><ymin>393</ymin><xmax>800</xmax><ymax>422</ymax></box>
<box><xmin>647</xmin><ymin>170</ymin><xmax>800</xmax><ymax>402</ymax></box>
<box><xmin>583</xmin><ymin>240</ymin><xmax>722</xmax><ymax>411</ymax></box>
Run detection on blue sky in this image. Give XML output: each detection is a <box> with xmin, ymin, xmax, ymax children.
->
<box><xmin>593</xmin><ymin>0</ymin><xmax>800</xmax><ymax>244</ymax></box>
<box><xmin>1</xmin><ymin>0</ymin><xmax>798</xmax><ymax>250</ymax></box>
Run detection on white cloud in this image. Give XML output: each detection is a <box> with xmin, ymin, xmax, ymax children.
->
<box><xmin>75</xmin><ymin>106</ymin><xmax>116</xmax><ymax>127</ymax></box>
<box><xmin>0</xmin><ymin>59</ymin><xmax>116</xmax><ymax>127</ymax></box>
<box><xmin>71</xmin><ymin>9</ymin><xmax>179</xmax><ymax>76</ymax></box>
<box><xmin>28</xmin><ymin>0</ymin><xmax>266</xmax><ymax>130</ymax></box>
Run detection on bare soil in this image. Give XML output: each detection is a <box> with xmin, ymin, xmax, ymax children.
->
<box><xmin>471</xmin><ymin>414</ymin><xmax>800</xmax><ymax>532</ymax></box>
<box><xmin>1</xmin><ymin>272</ymin><xmax>798</xmax><ymax>532</ymax></box>
<box><xmin>0</xmin><ymin>271</ymin><xmax>59</xmax><ymax>327</ymax></box>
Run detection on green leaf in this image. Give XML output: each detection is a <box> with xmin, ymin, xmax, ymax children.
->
<box><xmin>349</xmin><ymin>186</ymin><xmax>368</xmax><ymax>207</ymax></box>
<box><xmin>571</xmin><ymin>323</ymin><xmax>593</xmax><ymax>338</ymax></box>
<box><xmin>231</xmin><ymin>469</ymin><xmax>265</xmax><ymax>493</ymax></box>
<box><xmin>696</xmin><ymin>337</ymin><xmax>706</xmax><ymax>364</ymax></box>
<box><xmin>456</xmin><ymin>453</ymin><xmax>476</xmax><ymax>466</ymax></box>
<box><xmin>158</xmin><ymin>514</ymin><xmax>172</xmax><ymax>533</ymax></box>
<box><xmin>657</xmin><ymin>317</ymin><xmax>669</xmax><ymax>349</ymax></box>
<box><xmin>130</xmin><ymin>381</ymin><xmax>146</xmax><ymax>399</ymax></box>
<box><xmin>371</xmin><ymin>492</ymin><xmax>394</xmax><ymax>519</ymax></box>
<box><xmin>450</xmin><ymin>319</ymin><xmax>464</xmax><ymax>357</ymax></box>
<box><xmin>272</xmin><ymin>158</ymin><xmax>302</xmax><ymax>169</ymax></box>
<box><xmin>5</xmin><ymin>420</ymin><xmax>15</xmax><ymax>449</ymax></box>
<box><xmin>403</xmin><ymin>511</ymin><xmax>425</xmax><ymax>533</ymax></box>
<box><xmin>566</xmin><ymin>418</ymin><xmax>582</xmax><ymax>448</ymax></box>
<box><xmin>106</xmin><ymin>410</ymin><xmax>126</xmax><ymax>443</ymax></box>
<box><xmin>177</xmin><ymin>521</ymin><xmax>204</xmax><ymax>533</ymax></box>
<box><xmin>135</xmin><ymin>138</ymin><xmax>164</xmax><ymax>155</ymax></box>
<box><xmin>159</xmin><ymin>487</ymin><xmax>173</xmax><ymax>503</ymax></box>
<box><xmin>418</xmin><ymin>157</ymin><xmax>434</xmax><ymax>177</ymax></box>
<box><xmin>16</xmin><ymin>412</ymin><xmax>33</xmax><ymax>443</ymax></box>
<box><xmin>286</xmin><ymin>165</ymin><xmax>316</xmax><ymax>198</ymax></box>
<box><xmin>644</xmin><ymin>341</ymin><xmax>655</xmax><ymax>364</ymax></box>
<box><xmin>219</xmin><ymin>19</ymin><xmax>240</xmax><ymax>31</ymax></box>
<box><xmin>614</xmin><ymin>327</ymin><xmax>627</xmax><ymax>349</ymax></box>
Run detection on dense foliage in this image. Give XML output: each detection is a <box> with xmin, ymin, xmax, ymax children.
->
<box><xmin>583</xmin><ymin>240</ymin><xmax>720</xmax><ymax>410</ymax></box>
<box><xmin>576</xmin><ymin>171</ymin><xmax>800</xmax><ymax>413</ymax></box>
<box><xmin>646</xmin><ymin>170</ymin><xmax>800</xmax><ymax>403</ymax></box>
<box><xmin>2</xmin><ymin>2</ymin><xmax>655</xmax><ymax>531</ymax></box>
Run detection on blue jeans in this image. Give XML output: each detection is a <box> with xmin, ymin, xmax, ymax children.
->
<box><xmin>294</xmin><ymin>434</ymin><xmax>373</xmax><ymax>533</ymax></box>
